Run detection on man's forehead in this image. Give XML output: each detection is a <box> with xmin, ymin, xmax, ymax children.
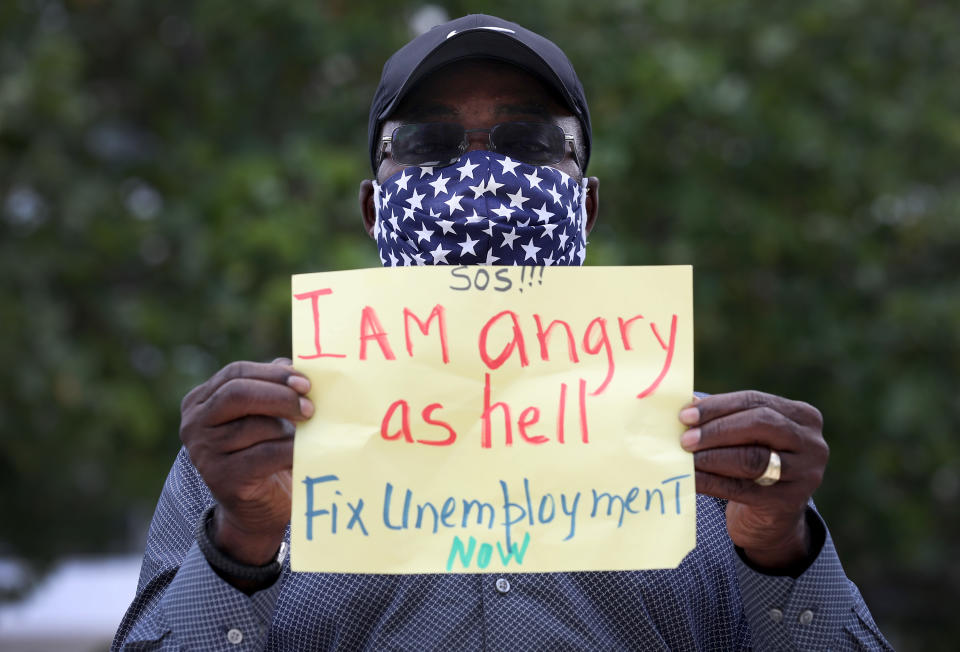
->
<box><xmin>398</xmin><ymin>101</ymin><xmax>555</xmax><ymax>121</ymax></box>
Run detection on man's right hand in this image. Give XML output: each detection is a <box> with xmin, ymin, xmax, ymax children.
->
<box><xmin>179</xmin><ymin>358</ymin><xmax>313</xmax><ymax>567</ymax></box>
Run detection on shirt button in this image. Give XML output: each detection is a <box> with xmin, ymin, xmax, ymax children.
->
<box><xmin>495</xmin><ymin>578</ymin><xmax>511</xmax><ymax>594</ymax></box>
<box><xmin>768</xmin><ymin>608</ymin><xmax>783</xmax><ymax>624</ymax></box>
<box><xmin>226</xmin><ymin>628</ymin><xmax>244</xmax><ymax>645</ymax></box>
<box><xmin>799</xmin><ymin>609</ymin><xmax>815</xmax><ymax>625</ymax></box>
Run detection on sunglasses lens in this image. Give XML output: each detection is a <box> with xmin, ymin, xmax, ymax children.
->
<box><xmin>391</xmin><ymin>123</ymin><xmax>465</xmax><ymax>166</ymax></box>
<box><xmin>390</xmin><ymin>122</ymin><xmax>569</xmax><ymax>167</ymax></box>
<box><xmin>491</xmin><ymin>122</ymin><xmax>566</xmax><ymax>164</ymax></box>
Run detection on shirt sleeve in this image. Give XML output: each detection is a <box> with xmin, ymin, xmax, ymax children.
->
<box><xmin>112</xmin><ymin>447</ymin><xmax>285</xmax><ymax>651</ymax></box>
<box><xmin>735</xmin><ymin>507</ymin><xmax>892</xmax><ymax>651</ymax></box>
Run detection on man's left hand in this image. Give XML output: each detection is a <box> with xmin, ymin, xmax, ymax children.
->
<box><xmin>678</xmin><ymin>391</ymin><xmax>829</xmax><ymax>572</ymax></box>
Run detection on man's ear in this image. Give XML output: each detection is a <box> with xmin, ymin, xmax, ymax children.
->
<box><xmin>359</xmin><ymin>179</ymin><xmax>376</xmax><ymax>238</ymax></box>
<box><xmin>585</xmin><ymin>176</ymin><xmax>599</xmax><ymax>235</ymax></box>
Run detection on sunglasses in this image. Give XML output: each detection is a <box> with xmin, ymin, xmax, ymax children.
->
<box><xmin>378</xmin><ymin>121</ymin><xmax>579</xmax><ymax>169</ymax></box>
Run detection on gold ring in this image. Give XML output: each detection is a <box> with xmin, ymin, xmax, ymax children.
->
<box><xmin>754</xmin><ymin>450</ymin><xmax>781</xmax><ymax>486</ymax></box>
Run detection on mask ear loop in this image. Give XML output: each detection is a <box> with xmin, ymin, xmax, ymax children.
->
<box><xmin>574</xmin><ymin>177</ymin><xmax>589</xmax><ymax>265</ymax></box>
<box><xmin>372</xmin><ymin>180</ymin><xmax>382</xmax><ymax>240</ymax></box>
<box><xmin>579</xmin><ymin>177</ymin><xmax>590</xmax><ymax>241</ymax></box>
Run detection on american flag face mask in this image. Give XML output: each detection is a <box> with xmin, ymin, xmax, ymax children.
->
<box><xmin>373</xmin><ymin>150</ymin><xmax>588</xmax><ymax>266</ymax></box>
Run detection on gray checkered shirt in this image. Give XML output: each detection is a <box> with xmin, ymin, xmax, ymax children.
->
<box><xmin>114</xmin><ymin>447</ymin><xmax>890</xmax><ymax>650</ymax></box>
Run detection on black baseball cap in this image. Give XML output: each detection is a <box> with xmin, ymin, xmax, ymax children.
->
<box><xmin>368</xmin><ymin>14</ymin><xmax>592</xmax><ymax>173</ymax></box>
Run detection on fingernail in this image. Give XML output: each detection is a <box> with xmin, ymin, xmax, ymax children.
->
<box><xmin>299</xmin><ymin>397</ymin><xmax>314</xmax><ymax>418</ymax></box>
<box><xmin>287</xmin><ymin>375</ymin><xmax>310</xmax><ymax>393</ymax></box>
<box><xmin>678</xmin><ymin>407</ymin><xmax>700</xmax><ymax>425</ymax></box>
<box><xmin>680</xmin><ymin>428</ymin><xmax>700</xmax><ymax>450</ymax></box>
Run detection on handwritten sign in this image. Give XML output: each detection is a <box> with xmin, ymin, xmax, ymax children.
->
<box><xmin>290</xmin><ymin>265</ymin><xmax>694</xmax><ymax>574</ymax></box>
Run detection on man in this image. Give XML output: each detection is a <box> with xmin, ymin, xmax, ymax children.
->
<box><xmin>115</xmin><ymin>14</ymin><xmax>890</xmax><ymax>650</ymax></box>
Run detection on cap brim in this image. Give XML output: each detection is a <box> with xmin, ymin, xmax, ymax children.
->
<box><xmin>378</xmin><ymin>29</ymin><xmax>577</xmax><ymax>122</ymax></box>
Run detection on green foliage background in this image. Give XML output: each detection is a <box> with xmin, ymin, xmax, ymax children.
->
<box><xmin>2</xmin><ymin>0</ymin><xmax>958</xmax><ymax>647</ymax></box>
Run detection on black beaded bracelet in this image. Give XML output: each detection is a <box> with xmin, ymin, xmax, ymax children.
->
<box><xmin>195</xmin><ymin>506</ymin><xmax>287</xmax><ymax>583</ymax></box>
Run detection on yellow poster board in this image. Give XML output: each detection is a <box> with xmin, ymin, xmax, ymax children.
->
<box><xmin>290</xmin><ymin>265</ymin><xmax>694</xmax><ymax>574</ymax></box>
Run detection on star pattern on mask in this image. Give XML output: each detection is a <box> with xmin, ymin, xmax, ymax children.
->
<box><xmin>520</xmin><ymin>239</ymin><xmax>541</xmax><ymax>261</ymax></box>
<box><xmin>532</xmin><ymin>203</ymin><xmax>554</xmax><ymax>223</ymax></box>
<box><xmin>436</xmin><ymin>218</ymin><xmax>457</xmax><ymax>235</ymax></box>
<box><xmin>444</xmin><ymin>194</ymin><xmax>465</xmax><ymax>214</ymax></box>
<box><xmin>485</xmin><ymin>177</ymin><xmax>504</xmax><ymax>195</ymax></box>
<box><xmin>429</xmin><ymin>242</ymin><xmax>451</xmax><ymax>264</ymax></box>
<box><xmin>523</xmin><ymin>170</ymin><xmax>543</xmax><ymax>190</ymax></box>
<box><xmin>375</xmin><ymin>151</ymin><xmax>587</xmax><ymax>267</ymax></box>
<box><xmin>458</xmin><ymin>234</ymin><xmax>479</xmax><ymax>256</ymax></box>
<box><xmin>413</xmin><ymin>223</ymin><xmax>433</xmax><ymax>243</ymax></box>
<box><xmin>456</xmin><ymin>159</ymin><xmax>479</xmax><ymax>180</ymax></box>
<box><xmin>428</xmin><ymin>175</ymin><xmax>450</xmax><ymax>196</ymax></box>
<box><xmin>469</xmin><ymin>179</ymin><xmax>488</xmax><ymax>199</ymax></box>
<box><xmin>406</xmin><ymin>189</ymin><xmax>425</xmax><ymax>210</ymax></box>
<box><xmin>546</xmin><ymin>184</ymin><xmax>562</xmax><ymax>205</ymax></box>
<box><xmin>506</xmin><ymin>189</ymin><xmax>529</xmax><ymax>209</ymax></box>
<box><xmin>500</xmin><ymin>227</ymin><xmax>520</xmax><ymax>250</ymax></box>
<box><xmin>498</xmin><ymin>157</ymin><xmax>522</xmax><ymax>176</ymax></box>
